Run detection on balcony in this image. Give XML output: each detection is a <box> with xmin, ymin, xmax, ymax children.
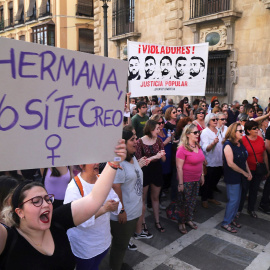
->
<box><xmin>0</xmin><ymin>20</ymin><xmax>4</xmax><ymax>31</ymax></box>
<box><xmin>190</xmin><ymin>0</ymin><xmax>230</xmax><ymax>19</ymax></box>
<box><xmin>39</xmin><ymin>4</ymin><xmax>51</xmax><ymax>18</ymax></box>
<box><xmin>14</xmin><ymin>14</ymin><xmax>24</xmax><ymax>26</ymax></box>
<box><xmin>4</xmin><ymin>18</ymin><xmax>14</xmax><ymax>29</ymax></box>
<box><xmin>112</xmin><ymin>6</ymin><xmax>134</xmax><ymax>37</ymax></box>
<box><xmin>76</xmin><ymin>1</ymin><xmax>93</xmax><ymax>17</ymax></box>
<box><xmin>26</xmin><ymin>9</ymin><xmax>37</xmax><ymax>23</ymax></box>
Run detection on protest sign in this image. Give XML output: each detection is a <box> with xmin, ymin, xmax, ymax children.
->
<box><xmin>0</xmin><ymin>38</ymin><xmax>128</xmax><ymax>171</ymax></box>
<box><xmin>127</xmin><ymin>41</ymin><xmax>208</xmax><ymax>97</ymax></box>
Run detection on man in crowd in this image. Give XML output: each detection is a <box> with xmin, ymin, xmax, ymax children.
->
<box><xmin>151</xmin><ymin>105</ymin><xmax>162</xmax><ymax>115</ymax></box>
<box><xmin>162</xmin><ymin>98</ymin><xmax>174</xmax><ymax>114</ymax></box>
<box><xmin>128</xmin><ymin>56</ymin><xmax>141</xmax><ymax>80</ymax></box>
<box><xmin>131</xmin><ymin>101</ymin><xmax>149</xmax><ymax>138</ymax></box>
<box><xmin>227</xmin><ymin>100</ymin><xmax>240</xmax><ymax>125</ymax></box>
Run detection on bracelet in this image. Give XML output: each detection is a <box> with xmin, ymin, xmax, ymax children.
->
<box><xmin>108</xmin><ymin>162</ymin><xmax>123</xmax><ymax>170</ymax></box>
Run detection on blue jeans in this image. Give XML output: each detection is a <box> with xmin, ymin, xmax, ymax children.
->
<box><xmin>75</xmin><ymin>248</ymin><xmax>109</xmax><ymax>270</ymax></box>
<box><xmin>222</xmin><ymin>183</ymin><xmax>241</xmax><ymax>226</ymax></box>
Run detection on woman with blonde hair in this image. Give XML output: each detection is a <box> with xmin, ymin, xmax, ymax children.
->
<box><xmin>176</xmin><ymin>124</ymin><xmax>205</xmax><ymax>234</ymax></box>
<box><xmin>221</xmin><ymin>123</ymin><xmax>252</xmax><ymax>233</ymax></box>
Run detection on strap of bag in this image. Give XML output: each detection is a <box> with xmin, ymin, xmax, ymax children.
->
<box><xmin>245</xmin><ymin>136</ymin><xmax>258</xmax><ymax>163</ymax></box>
<box><xmin>41</xmin><ymin>168</ymin><xmax>48</xmax><ymax>185</ymax></box>
<box><xmin>73</xmin><ymin>176</ymin><xmax>84</xmax><ymax>197</ymax></box>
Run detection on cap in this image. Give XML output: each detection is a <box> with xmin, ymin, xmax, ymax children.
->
<box><xmin>252</xmin><ymin>96</ymin><xmax>259</xmax><ymax>101</ymax></box>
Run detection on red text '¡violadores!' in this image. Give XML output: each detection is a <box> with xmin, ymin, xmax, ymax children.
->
<box><xmin>138</xmin><ymin>45</ymin><xmax>195</xmax><ymax>55</ymax></box>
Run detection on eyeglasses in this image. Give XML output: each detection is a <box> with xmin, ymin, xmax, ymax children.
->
<box><xmin>19</xmin><ymin>194</ymin><xmax>54</xmax><ymax>208</ymax></box>
<box><xmin>190</xmin><ymin>131</ymin><xmax>201</xmax><ymax>135</ymax></box>
<box><xmin>158</xmin><ymin>121</ymin><xmax>164</xmax><ymax>125</ymax></box>
<box><xmin>251</xmin><ymin>127</ymin><xmax>258</xmax><ymax>130</ymax></box>
<box><xmin>211</xmin><ymin>119</ymin><xmax>218</xmax><ymax>122</ymax></box>
<box><xmin>177</xmin><ymin>109</ymin><xmax>182</xmax><ymax>112</ymax></box>
<box><xmin>219</xmin><ymin>118</ymin><xmax>226</xmax><ymax>121</ymax></box>
<box><xmin>236</xmin><ymin>130</ymin><xmax>244</xmax><ymax>133</ymax></box>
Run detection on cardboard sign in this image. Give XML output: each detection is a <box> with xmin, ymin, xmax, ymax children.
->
<box><xmin>128</xmin><ymin>41</ymin><xmax>209</xmax><ymax>97</ymax></box>
<box><xmin>0</xmin><ymin>38</ymin><xmax>128</xmax><ymax>171</ymax></box>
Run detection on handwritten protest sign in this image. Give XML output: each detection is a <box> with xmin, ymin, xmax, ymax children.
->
<box><xmin>0</xmin><ymin>38</ymin><xmax>128</xmax><ymax>171</ymax></box>
<box><xmin>128</xmin><ymin>41</ymin><xmax>208</xmax><ymax>97</ymax></box>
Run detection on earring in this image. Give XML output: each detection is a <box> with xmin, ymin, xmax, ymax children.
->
<box><xmin>21</xmin><ymin>216</ymin><xmax>25</xmax><ymax>220</ymax></box>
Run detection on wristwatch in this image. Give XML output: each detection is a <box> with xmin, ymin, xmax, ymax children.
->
<box><xmin>119</xmin><ymin>209</ymin><xmax>125</xmax><ymax>214</ymax></box>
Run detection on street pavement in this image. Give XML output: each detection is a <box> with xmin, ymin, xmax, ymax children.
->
<box><xmin>100</xmin><ymin>180</ymin><xmax>270</xmax><ymax>270</ymax></box>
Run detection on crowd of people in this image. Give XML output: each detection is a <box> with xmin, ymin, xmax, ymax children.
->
<box><xmin>0</xmin><ymin>94</ymin><xmax>270</xmax><ymax>269</ymax></box>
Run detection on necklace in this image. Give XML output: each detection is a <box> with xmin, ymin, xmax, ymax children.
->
<box><xmin>189</xmin><ymin>143</ymin><xmax>196</xmax><ymax>148</ymax></box>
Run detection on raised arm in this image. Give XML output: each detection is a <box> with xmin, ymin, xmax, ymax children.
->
<box><xmin>0</xmin><ymin>224</ymin><xmax>7</xmax><ymax>255</ymax></box>
<box><xmin>71</xmin><ymin>140</ymin><xmax>126</xmax><ymax>226</ymax></box>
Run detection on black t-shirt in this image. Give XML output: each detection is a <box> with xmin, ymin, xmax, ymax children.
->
<box><xmin>0</xmin><ymin>203</ymin><xmax>75</xmax><ymax>270</ymax></box>
<box><xmin>265</xmin><ymin>126</ymin><xmax>270</xmax><ymax>164</ymax></box>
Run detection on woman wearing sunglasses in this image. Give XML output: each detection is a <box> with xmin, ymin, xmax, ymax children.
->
<box><xmin>164</xmin><ymin>107</ymin><xmax>177</xmax><ymax>132</ymax></box>
<box><xmin>0</xmin><ymin>142</ymin><xmax>126</xmax><ymax>270</ymax></box>
<box><xmin>237</xmin><ymin>121</ymin><xmax>269</xmax><ymax>218</ymax></box>
<box><xmin>176</xmin><ymin>124</ymin><xmax>205</xmax><ymax>234</ymax></box>
<box><xmin>193</xmin><ymin>108</ymin><xmax>206</xmax><ymax>143</ymax></box>
<box><xmin>151</xmin><ymin>114</ymin><xmax>173</xmax><ymax>196</ymax></box>
<box><xmin>221</xmin><ymin>123</ymin><xmax>252</xmax><ymax>233</ymax></box>
<box><xmin>200</xmin><ymin>113</ymin><xmax>223</xmax><ymax>208</ymax></box>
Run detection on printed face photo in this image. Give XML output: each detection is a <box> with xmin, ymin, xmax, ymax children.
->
<box><xmin>190</xmin><ymin>57</ymin><xmax>205</xmax><ymax>78</ymax></box>
<box><xmin>129</xmin><ymin>58</ymin><xmax>140</xmax><ymax>75</ymax></box>
<box><xmin>160</xmin><ymin>57</ymin><xmax>172</xmax><ymax>77</ymax></box>
<box><xmin>145</xmin><ymin>57</ymin><xmax>156</xmax><ymax>78</ymax></box>
<box><xmin>175</xmin><ymin>58</ymin><xmax>187</xmax><ymax>78</ymax></box>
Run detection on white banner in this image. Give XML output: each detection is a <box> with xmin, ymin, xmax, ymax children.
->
<box><xmin>127</xmin><ymin>41</ymin><xmax>208</xmax><ymax>97</ymax></box>
<box><xmin>0</xmin><ymin>38</ymin><xmax>128</xmax><ymax>171</ymax></box>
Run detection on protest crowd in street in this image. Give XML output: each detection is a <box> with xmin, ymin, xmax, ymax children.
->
<box><xmin>1</xmin><ymin>94</ymin><xmax>270</xmax><ymax>270</ymax></box>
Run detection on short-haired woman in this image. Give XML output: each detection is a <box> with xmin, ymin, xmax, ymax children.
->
<box><xmin>193</xmin><ymin>108</ymin><xmax>206</xmax><ymax>143</ymax></box>
<box><xmin>164</xmin><ymin>107</ymin><xmax>177</xmax><ymax>132</ymax></box>
<box><xmin>176</xmin><ymin>124</ymin><xmax>205</xmax><ymax>233</ymax></box>
<box><xmin>135</xmin><ymin>120</ymin><xmax>166</xmax><ymax>233</ymax></box>
<box><xmin>237</xmin><ymin>121</ymin><xmax>269</xmax><ymax>218</ymax></box>
<box><xmin>221</xmin><ymin>123</ymin><xmax>252</xmax><ymax>233</ymax></box>
<box><xmin>200</xmin><ymin>113</ymin><xmax>223</xmax><ymax>208</ymax></box>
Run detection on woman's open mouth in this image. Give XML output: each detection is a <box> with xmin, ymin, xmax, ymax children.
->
<box><xmin>40</xmin><ymin>211</ymin><xmax>50</xmax><ymax>224</ymax></box>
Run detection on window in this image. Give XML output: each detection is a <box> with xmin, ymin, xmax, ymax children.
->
<box><xmin>78</xmin><ymin>29</ymin><xmax>94</xmax><ymax>54</ymax></box>
<box><xmin>112</xmin><ymin>0</ymin><xmax>135</xmax><ymax>36</ymax></box>
<box><xmin>190</xmin><ymin>0</ymin><xmax>230</xmax><ymax>19</ymax></box>
<box><xmin>9</xmin><ymin>2</ymin><xmax>13</xmax><ymax>27</ymax></box>
<box><xmin>0</xmin><ymin>6</ymin><xmax>4</xmax><ymax>31</ymax></box>
<box><xmin>206</xmin><ymin>51</ymin><xmax>230</xmax><ymax>95</ymax></box>
<box><xmin>19</xmin><ymin>35</ymin><xmax>25</xmax><ymax>41</ymax></box>
<box><xmin>15</xmin><ymin>0</ymin><xmax>24</xmax><ymax>24</ymax></box>
<box><xmin>27</xmin><ymin>0</ymin><xmax>36</xmax><ymax>21</ymax></box>
<box><xmin>39</xmin><ymin>0</ymin><xmax>51</xmax><ymax>17</ymax></box>
<box><xmin>76</xmin><ymin>0</ymin><xmax>93</xmax><ymax>17</ymax></box>
<box><xmin>32</xmin><ymin>24</ymin><xmax>55</xmax><ymax>46</ymax></box>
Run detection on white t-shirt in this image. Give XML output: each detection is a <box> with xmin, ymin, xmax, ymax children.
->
<box><xmin>110</xmin><ymin>157</ymin><xmax>143</xmax><ymax>222</ymax></box>
<box><xmin>64</xmin><ymin>173</ymin><xmax>122</xmax><ymax>259</ymax></box>
<box><xmin>200</xmin><ymin>127</ymin><xmax>223</xmax><ymax>167</ymax></box>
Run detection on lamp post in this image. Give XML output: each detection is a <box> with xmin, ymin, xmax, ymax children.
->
<box><xmin>100</xmin><ymin>0</ymin><xmax>110</xmax><ymax>57</ymax></box>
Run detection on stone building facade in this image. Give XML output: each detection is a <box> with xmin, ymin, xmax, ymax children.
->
<box><xmin>0</xmin><ymin>0</ymin><xmax>94</xmax><ymax>52</ymax></box>
<box><xmin>94</xmin><ymin>0</ymin><xmax>270</xmax><ymax>107</ymax></box>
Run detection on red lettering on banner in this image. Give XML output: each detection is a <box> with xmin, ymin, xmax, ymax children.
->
<box><xmin>140</xmin><ymin>81</ymin><xmax>164</xmax><ymax>87</ymax></box>
<box><xmin>186</xmin><ymin>46</ymin><xmax>190</xmax><ymax>54</ymax></box>
<box><xmin>142</xmin><ymin>45</ymin><xmax>148</xmax><ymax>54</ymax></box>
<box><xmin>160</xmin><ymin>47</ymin><xmax>165</xmax><ymax>54</ymax></box>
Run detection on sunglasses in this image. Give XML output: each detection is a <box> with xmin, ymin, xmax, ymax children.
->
<box><xmin>249</xmin><ymin>111</ymin><xmax>254</xmax><ymax>113</ymax></box>
<box><xmin>19</xmin><ymin>194</ymin><xmax>54</xmax><ymax>208</ymax></box>
<box><xmin>211</xmin><ymin>118</ymin><xmax>218</xmax><ymax>122</ymax></box>
<box><xmin>197</xmin><ymin>112</ymin><xmax>205</xmax><ymax>115</ymax></box>
<box><xmin>172</xmin><ymin>111</ymin><xmax>176</xmax><ymax>114</ymax></box>
<box><xmin>251</xmin><ymin>127</ymin><xmax>258</xmax><ymax>130</ymax></box>
<box><xmin>236</xmin><ymin>130</ymin><xmax>244</xmax><ymax>133</ymax></box>
<box><xmin>241</xmin><ymin>119</ymin><xmax>247</xmax><ymax>122</ymax></box>
<box><xmin>158</xmin><ymin>121</ymin><xmax>164</xmax><ymax>125</ymax></box>
<box><xmin>177</xmin><ymin>109</ymin><xmax>182</xmax><ymax>112</ymax></box>
<box><xmin>219</xmin><ymin>118</ymin><xmax>226</xmax><ymax>121</ymax></box>
<box><xmin>184</xmin><ymin>101</ymin><xmax>188</xmax><ymax>104</ymax></box>
<box><xmin>190</xmin><ymin>131</ymin><xmax>201</xmax><ymax>135</ymax></box>
<box><xmin>215</xmin><ymin>103</ymin><xmax>220</xmax><ymax>105</ymax></box>
<box><xmin>201</xmin><ymin>105</ymin><xmax>206</xmax><ymax>107</ymax></box>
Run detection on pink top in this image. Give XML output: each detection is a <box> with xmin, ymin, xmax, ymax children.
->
<box><xmin>176</xmin><ymin>145</ymin><xmax>205</xmax><ymax>182</ymax></box>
